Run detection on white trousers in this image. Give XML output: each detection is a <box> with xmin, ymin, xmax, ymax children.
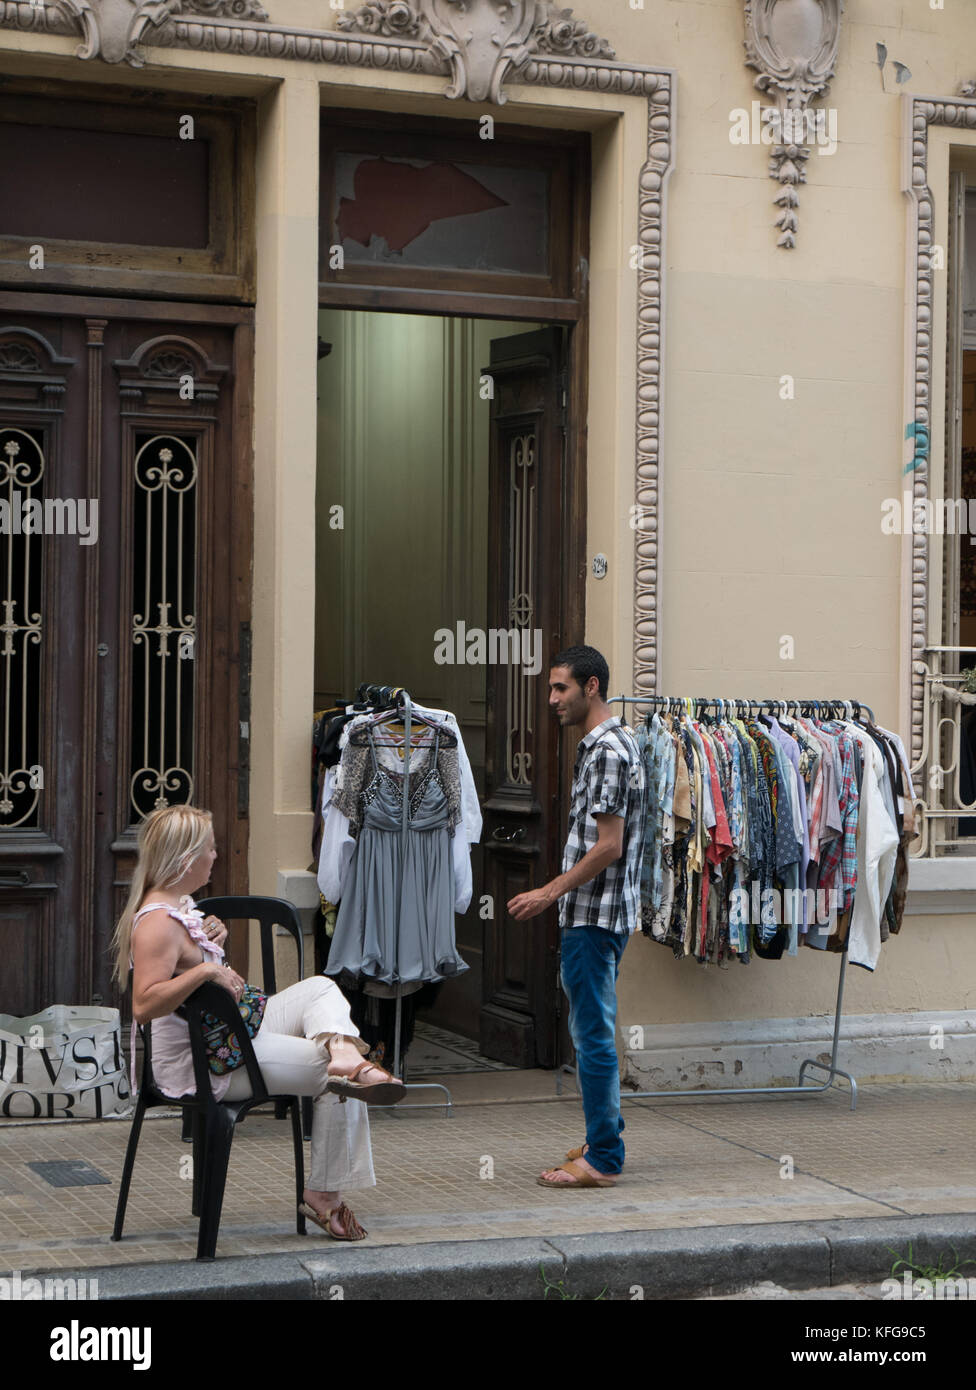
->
<box><xmin>222</xmin><ymin>975</ymin><xmax>375</xmax><ymax>1192</ymax></box>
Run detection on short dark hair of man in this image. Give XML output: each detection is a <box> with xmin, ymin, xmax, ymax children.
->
<box><xmin>552</xmin><ymin>645</ymin><xmax>610</xmax><ymax>702</ymax></box>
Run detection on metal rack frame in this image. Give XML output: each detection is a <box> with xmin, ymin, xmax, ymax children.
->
<box><xmin>554</xmin><ymin>692</ymin><xmax>874</xmax><ymax>1112</ymax></box>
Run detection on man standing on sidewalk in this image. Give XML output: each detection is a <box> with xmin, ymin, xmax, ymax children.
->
<box><xmin>507</xmin><ymin>645</ymin><xmax>647</xmax><ymax>1188</ymax></box>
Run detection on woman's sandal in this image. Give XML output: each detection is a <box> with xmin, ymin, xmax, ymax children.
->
<box><xmin>326</xmin><ymin>1059</ymin><xmax>406</xmax><ymax>1106</ymax></box>
<box><xmin>299</xmin><ymin>1201</ymin><xmax>367</xmax><ymax>1241</ymax></box>
<box><xmin>536</xmin><ymin>1159</ymin><xmax>616</xmax><ymax>1189</ymax></box>
<box><xmin>566</xmin><ymin>1143</ymin><xmax>588</xmax><ymax>1161</ymax></box>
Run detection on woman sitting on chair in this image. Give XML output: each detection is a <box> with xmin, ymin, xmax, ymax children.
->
<box><xmin>112</xmin><ymin>803</ymin><xmax>404</xmax><ymax>1241</ymax></box>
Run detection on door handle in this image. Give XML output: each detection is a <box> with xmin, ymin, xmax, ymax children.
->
<box><xmin>0</xmin><ymin>868</ymin><xmax>30</xmax><ymax>886</ymax></box>
<box><xmin>492</xmin><ymin>826</ymin><xmax>526</xmax><ymax>843</ymax></box>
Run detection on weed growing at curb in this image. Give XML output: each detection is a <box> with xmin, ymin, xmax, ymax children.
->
<box><xmin>539</xmin><ymin>1263</ymin><xmax>608</xmax><ymax>1300</ymax></box>
<box><xmin>886</xmin><ymin>1241</ymin><xmax>976</xmax><ymax>1283</ymax></box>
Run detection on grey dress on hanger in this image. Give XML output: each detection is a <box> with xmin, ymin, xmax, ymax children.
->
<box><xmin>325</xmin><ymin>727</ymin><xmax>469</xmax><ymax>990</ymax></box>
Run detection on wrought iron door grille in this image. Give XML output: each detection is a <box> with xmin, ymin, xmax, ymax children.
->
<box><xmin>507</xmin><ymin>430</ymin><xmax>535</xmax><ymax>788</ymax></box>
<box><xmin>0</xmin><ymin>426</ymin><xmax>44</xmax><ymax>828</ymax></box>
<box><xmin>129</xmin><ymin>433</ymin><xmax>197</xmax><ymax>819</ymax></box>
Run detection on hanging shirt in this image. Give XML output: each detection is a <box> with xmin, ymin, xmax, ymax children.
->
<box><xmin>696</xmin><ymin>727</ymin><xmax>733</xmax><ymax>958</ymax></box>
<box><xmin>817</xmin><ymin>722</ymin><xmax>860</xmax><ymax>912</ymax></box>
<box><xmin>638</xmin><ymin>714</ymin><xmax>674</xmax><ymax>917</ymax></box>
<box><xmin>768</xmin><ymin>717</ymin><xmax>810</xmax><ymax>945</ymax></box>
<box><xmin>840</xmin><ymin>726</ymin><xmax>899</xmax><ymax>970</ymax></box>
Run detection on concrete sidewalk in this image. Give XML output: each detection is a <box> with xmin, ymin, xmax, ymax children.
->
<box><xmin>2</xmin><ymin>1073</ymin><xmax>974</xmax><ymax>1299</ymax></box>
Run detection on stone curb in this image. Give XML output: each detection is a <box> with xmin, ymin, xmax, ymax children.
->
<box><xmin>17</xmin><ymin>1212</ymin><xmax>976</xmax><ymax>1301</ymax></box>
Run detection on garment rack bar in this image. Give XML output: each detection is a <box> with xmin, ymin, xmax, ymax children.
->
<box><xmin>556</xmin><ymin>693</ymin><xmax>867</xmax><ymax>1112</ymax></box>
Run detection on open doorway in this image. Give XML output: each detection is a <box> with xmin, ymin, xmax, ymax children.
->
<box><xmin>313</xmin><ymin>308</ymin><xmax>573</xmax><ymax>1067</ymax></box>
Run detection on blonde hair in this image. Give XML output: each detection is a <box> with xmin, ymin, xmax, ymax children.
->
<box><xmin>111</xmin><ymin>805</ymin><xmax>214</xmax><ymax>987</ymax></box>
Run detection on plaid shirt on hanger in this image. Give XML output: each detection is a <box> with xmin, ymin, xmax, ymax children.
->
<box><xmin>816</xmin><ymin>723</ymin><xmax>860</xmax><ymax>911</ymax></box>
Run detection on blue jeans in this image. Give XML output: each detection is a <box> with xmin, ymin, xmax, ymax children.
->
<box><xmin>560</xmin><ymin>924</ymin><xmax>628</xmax><ymax>1174</ymax></box>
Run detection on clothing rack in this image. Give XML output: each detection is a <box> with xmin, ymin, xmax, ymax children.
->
<box><xmin>556</xmin><ymin>693</ymin><xmax>880</xmax><ymax>1113</ymax></box>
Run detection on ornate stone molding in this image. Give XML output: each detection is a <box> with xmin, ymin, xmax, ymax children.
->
<box><xmin>0</xmin><ymin>0</ymin><xmax>265</xmax><ymax>65</ymax></box>
<box><xmin>335</xmin><ymin>0</ymin><xmax>425</xmax><ymax>40</ymax></box>
<box><xmin>904</xmin><ymin>95</ymin><xmax>976</xmax><ymax>764</ymax></box>
<box><xmin>1</xmin><ymin>0</ymin><xmax>620</xmax><ymax>99</ymax></box>
<box><xmin>742</xmin><ymin>0</ymin><xmax>844</xmax><ymax>248</ymax></box>
<box><xmin>632</xmin><ymin>77</ymin><xmax>673</xmax><ymax>701</ymax></box>
<box><xmin>331</xmin><ymin>0</ymin><xmax>614</xmax><ymax>101</ymax></box>
<box><xmin>0</xmin><ymin>2</ymin><xmax>77</xmax><ymax>42</ymax></box>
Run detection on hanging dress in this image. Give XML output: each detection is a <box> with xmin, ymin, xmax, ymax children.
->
<box><xmin>324</xmin><ymin>727</ymin><xmax>469</xmax><ymax>992</ymax></box>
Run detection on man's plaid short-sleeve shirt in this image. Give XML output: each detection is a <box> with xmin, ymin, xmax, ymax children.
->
<box><xmin>559</xmin><ymin>716</ymin><xmax>647</xmax><ymax>935</ymax></box>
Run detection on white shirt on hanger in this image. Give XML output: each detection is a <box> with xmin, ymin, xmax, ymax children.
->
<box><xmin>841</xmin><ymin>724</ymin><xmax>899</xmax><ymax>971</ymax></box>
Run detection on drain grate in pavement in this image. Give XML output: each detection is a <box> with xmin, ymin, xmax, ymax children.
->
<box><xmin>26</xmin><ymin>1160</ymin><xmax>111</xmax><ymax>1188</ymax></box>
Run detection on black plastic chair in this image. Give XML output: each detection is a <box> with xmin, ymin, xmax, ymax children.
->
<box><xmin>195</xmin><ymin>896</ymin><xmax>313</xmax><ymax>1141</ymax></box>
<box><xmin>111</xmin><ymin>980</ymin><xmax>306</xmax><ymax>1261</ymax></box>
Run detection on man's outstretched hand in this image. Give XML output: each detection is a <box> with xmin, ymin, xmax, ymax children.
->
<box><xmin>507</xmin><ymin>887</ymin><xmax>555</xmax><ymax>921</ymax></box>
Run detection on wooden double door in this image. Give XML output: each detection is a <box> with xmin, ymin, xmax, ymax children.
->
<box><xmin>0</xmin><ymin>297</ymin><xmax>251</xmax><ymax>1018</ymax></box>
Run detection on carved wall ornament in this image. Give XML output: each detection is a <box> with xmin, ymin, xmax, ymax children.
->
<box><xmin>531</xmin><ymin>6</ymin><xmax>613</xmax><ymax>59</ymax></box>
<box><xmin>742</xmin><ymin>0</ymin><xmax>844</xmax><ymax>247</ymax></box>
<box><xmin>8</xmin><ymin>0</ymin><xmax>608</xmax><ymax>89</ymax></box>
<box><xmin>115</xmin><ymin>334</ymin><xmax>227</xmax><ymax>407</ymax></box>
<box><xmin>0</xmin><ymin>340</ymin><xmax>44</xmax><ymax>373</ymax></box>
<box><xmin>144</xmin><ymin>349</ymin><xmax>198</xmax><ymax>378</ymax></box>
<box><xmin>172</xmin><ymin>0</ymin><xmax>267</xmax><ymax>16</ymax></box>
<box><xmin>0</xmin><ymin>329</ymin><xmax>75</xmax><ymax>401</ymax></box>
<box><xmin>335</xmin><ymin>0</ymin><xmax>614</xmax><ymax>101</ymax></box>
<box><xmin>335</xmin><ymin>0</ymin><xmax>427</xmax><ymax>40</ymax></box>
<box><xmin>30</xmin><ymin>0</ymin><xmax>269</xmax><ymax>67</ymax></box>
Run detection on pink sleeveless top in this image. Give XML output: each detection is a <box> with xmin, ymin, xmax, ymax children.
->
<box><xmin>130</xmin><ymin>897</ymin><xmax>233</xmax><ymax>1101</ymax></box>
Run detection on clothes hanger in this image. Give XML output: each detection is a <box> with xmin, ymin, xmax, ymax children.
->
<box><xmin>366</xmin><ymin>708</ymin><xmax>455</xmax><ymax>746</ymax></box>
<box><xmin>348</xmin><ymin>690</ymin><xmax>457</xmax><ymax>748</ymax></box>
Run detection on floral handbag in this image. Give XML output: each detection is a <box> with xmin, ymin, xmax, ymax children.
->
<box><xmin>200</xmin><ymin>986</ymin><xmax>268</xmax><ymax>1075</ymax></box>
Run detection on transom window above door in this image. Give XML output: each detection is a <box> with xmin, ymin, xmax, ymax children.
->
<box><xmin>319</xmin><ymin>112</ymin><xmax>588</xmax><ymax>308</ymax></box>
